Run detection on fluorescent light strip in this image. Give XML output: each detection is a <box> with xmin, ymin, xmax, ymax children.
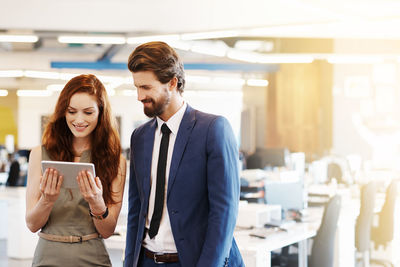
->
<box><xmin>227</xmin><ymin>50</ymin><xmax>314</xmax><ymax>64</ymax></box>
<box><xmin>246</xmin><ymin>79</ymin><xmax>269</xmax><ymax>87</ymax></box>
<box><xmin>327</xmin><ymin>55</ymin><xmax>384</xmax><ymax>64</ymax></box>
<box><xmin>190</xmin><ymin>44</ymin><xmax>227</xmax><ymax>57</ymax></box>
<box><xmin>24</xmin><ymin>70</ymin><xmax>61</xmax><ymax>79</ymax></box>
<box><xmin>226</xmin><ymin>50</ymin><xmax>259</xmax><ymax>63</ymax></box>
<box><xmin>17</xmin><ymin>90</ymin><xmax>52</xmax><ymax>97</ymax></box>
<box><xmin>168</xmin><ymin>41</ymin><xmax>192</xmax><ymax>51</ymax></box>
<box><xmin>126</xmin><ymin>34</ymin><xmax>180</xmax><ymax>44</ymax></box>
<box><xmin>0</xmin><ymin>70</ymin><xmax>24</xmax><ymax>78</ymax></box>
<box><xmin>257</xmin><ymin>55</ymin><xmax>314</xmax><ymax>64</ymax></box>
<box><xmin>181</xmin><ymin>30</ymin><xmax>239</xmax><ymax>40</ymax></box>
<box><xmin>0</xmin><ymin>35</ymin><xmax>38</xmax><ymax>43</ymax></box>
<box><xmin>0</xmin><ymin>90</ymin><xmax>8</xmax><ymax>96</ymax></box>
<box><xmin>58</xmin><ymin>35</ymin><xmax>126</xmax><ymax>44</ymax></box>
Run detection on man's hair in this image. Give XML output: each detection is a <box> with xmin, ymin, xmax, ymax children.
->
<box><xmin>127</xmin><ymin>41</ymin><xmax>185</xmax><ymax>93</ymax></box>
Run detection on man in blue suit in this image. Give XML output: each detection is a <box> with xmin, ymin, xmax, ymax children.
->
<box><xmin>124</xmin><ymin>41</ymin><xmax>244</xmax><ymax>267</ymax></box>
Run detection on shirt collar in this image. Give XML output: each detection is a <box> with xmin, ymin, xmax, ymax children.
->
<box><xmin>156</xmin><ymin>102</ymin><xmax>187</xmax><ymax>136</ymax></box>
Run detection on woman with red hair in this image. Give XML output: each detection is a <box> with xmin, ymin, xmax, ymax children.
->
<box><xmin>26</xmin><ymin>74</ymin><xmax>126</xmax><ymax>266</ymax></box>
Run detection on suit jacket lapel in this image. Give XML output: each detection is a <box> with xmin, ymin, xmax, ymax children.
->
<box><xmin>143</xmin><ymin>119</ymin><xmax>157</xmax><ymax>200</ymax></box>
<box><xmin>167</xmin><ymin>105</ymin><xmax>196</xmax><ymax>197</ymax></box>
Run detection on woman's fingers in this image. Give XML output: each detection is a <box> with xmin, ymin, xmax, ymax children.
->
<box><xmin>56</xmin><ymin>175</ymin><xmax>63</xmax><ymax>191</ymax></box>
<box><xmin>48</xmin><ymin>169</ymin><xmax>56</xmax><ymax>191</ymax></box>
<box><xmin>77</xmin><ymin>171</ymin><xmax>87</xmax><ymax>195</ymax></box>
<box><xmin>81</xmin><ymin>171</ymin><xmax>92</xmax><ymax>191</ymax></box>
<box><xmin>95</xmin><ymin>176</ymin><xmax>103</xmax><ymax>191</ymax></box>
<box><xmin>86</xmin><ymin>171</ymin><xmax>97</xmax><ymax>191</ymax></box>
<box><xmin>41</xmin><ymin>168</ymin><xmax>50</xmax><ymax>191</ymax></box>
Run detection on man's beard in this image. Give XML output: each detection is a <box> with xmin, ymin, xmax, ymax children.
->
<box><xmin>143</xmin><ymin>90</ymin><xmax>170</xmax><ymax>118</ymax></box>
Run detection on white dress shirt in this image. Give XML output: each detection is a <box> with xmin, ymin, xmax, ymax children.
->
<box><xmin>143</xmin><ymin>102</ymin><xmax>187</xmax><ymax>253</ymax></box>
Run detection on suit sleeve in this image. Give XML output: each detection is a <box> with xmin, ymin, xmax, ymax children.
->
<box><xmin>196</xmin><ymin>116</ymin><xmax>240</xmax><ymax>266</ymax></box>
<box><xmin>124</xmin><ymin>130</ymin><xmax>141</xmax><ymax>267</ymax></box>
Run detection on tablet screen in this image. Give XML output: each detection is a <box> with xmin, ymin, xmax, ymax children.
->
<box><xmin>41</xmin><ymin>160</ymin><xmax>96</xmax><ymax>188</ymax></box>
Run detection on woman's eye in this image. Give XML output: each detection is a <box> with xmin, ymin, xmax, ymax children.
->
<box><xmin>85</xmin><ymin>112</ymin><xmax>93</xmax><ymax>115</ymax></box>
<box><xmin>68</xmin><ymin>111</ymin><xmax>76</xmax><ymax>114</ymax></box>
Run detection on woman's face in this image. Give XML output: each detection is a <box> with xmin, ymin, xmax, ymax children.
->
<box><xmin>65</xmin><ymin>92</ymin><xmax>99</xmax><ymax>139</ymax></box>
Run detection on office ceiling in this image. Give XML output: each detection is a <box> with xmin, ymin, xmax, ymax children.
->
<box><xmin>1</xmin><ymin>0</ymin><xmax>400</xmax><ymax>91</ymax></box>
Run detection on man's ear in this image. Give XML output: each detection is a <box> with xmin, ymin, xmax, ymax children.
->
<box><xmin>168</xmin><ymin>77</ymin><xmax>178</xmax><ymax>91</ymax></box>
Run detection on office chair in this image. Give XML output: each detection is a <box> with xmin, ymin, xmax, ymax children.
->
<box><xmin>355</xmin><ymin>181</ymin><xmax>377</xmax><ymax>267</ymax></box>
<box><xmin>370</xmin><ymin>180</ymin><xmax>398</xmax><ymax>267</ymax></box>
<box><xmin>6</xmin><ymin>160</ymin><xmax>20</xmax><ymax>187</ymax></box>
<box><xmin>272</xmin><ymin>194</ymin><xmax>342</xmax><ymax>267</ymax></box>
<box><xmin>327</xmin><ymin>162</ymin><xmax>343</xmax><ymax>184</ymax></box>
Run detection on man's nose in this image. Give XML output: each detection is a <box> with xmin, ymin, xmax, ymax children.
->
<box><xmin>137</xmin><ymin>89</ymin><xmax>145</xmax><ymax>101</ymax></box>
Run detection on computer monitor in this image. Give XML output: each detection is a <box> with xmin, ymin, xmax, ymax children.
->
<box><xmin>246</xmin><ymin>147</ymin><xmax>289</xmax><ymax>169</ymax></box>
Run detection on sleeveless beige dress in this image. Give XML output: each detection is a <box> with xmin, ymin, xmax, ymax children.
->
<box><xmin>32</xmin><ymin>147</ymin><xmax>111</xmax><ymax>267</ymax></box>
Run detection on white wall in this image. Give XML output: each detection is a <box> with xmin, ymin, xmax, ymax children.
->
<box><xmin>331</xmin><ymin>39</ymin><xmax>400</xmax><ymax>169</ymax></box>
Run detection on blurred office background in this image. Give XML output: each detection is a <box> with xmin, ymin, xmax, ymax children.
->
<box><xmin>1</xmin><ymin>0</ymin><xmax>400</xmax><ymax>266</ymax></box>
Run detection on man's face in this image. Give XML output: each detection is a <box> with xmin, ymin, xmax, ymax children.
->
<box><xmin>132</xmin><ymin>71</ymin><xmax>171</xmax><ymax>118</ymax></box>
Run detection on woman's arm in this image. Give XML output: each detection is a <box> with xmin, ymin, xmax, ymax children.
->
<box><xmin>78</xmin><ymin>155</ymin><xmax>127</xmax><ymax>238</ymax></box>
<box><xmin>25</xmin><ymin>146</ymin><xmax>63</xmax><ymax>232</ymax></box>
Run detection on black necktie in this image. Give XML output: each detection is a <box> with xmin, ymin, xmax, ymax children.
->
<box><xmin>148</xmin><ymin>123</ymin><xmax>171</xmax><ymax>239</ymax></box>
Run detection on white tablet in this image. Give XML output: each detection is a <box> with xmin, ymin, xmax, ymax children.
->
<box><xmin>41</xmin><ymin>160</ymin><xmax>96</xmax><ymax>188</ymax></box>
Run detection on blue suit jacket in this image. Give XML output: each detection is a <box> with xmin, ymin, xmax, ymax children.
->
<box><xmin>124</xmin><ymin>105</ymin><xmax>244</xmax><ymax>267</ymax></box>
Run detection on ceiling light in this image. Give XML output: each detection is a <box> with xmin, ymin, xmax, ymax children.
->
<box><xmin>247</xmin><ymin>79</ymin><xmax>269</xmax><ymax>87</ymax></box>
<box><xmin>24</xmin><ymin>70</ymin><xmax>61</xmax><ymax>79</ymax></box>
<box><xmin>0</xmin><ymin>35</ymin><xmax>38</xmax><ymax>43</ymax></box>
<box><xmin>17</xmin><ymin>90</ymin><xmax>52</xmax><ymax>97</ymax></box>
<box><xmin>257</xmin><ymin>54</ymin><xmax>314</xmax><ymax>64</ymax></box>
<box><xmin>0</xmin><ymin>90</ymin><xmax>8</xmax><ymax>96</ymax></box>
<box><xmin>327</xmin><ymin>55</ymin><xmax>384</xmax><ymax>64</ymax></box>
<box><xmin>58</xmin><ymin>35</ymin><xmax>125</xmax><ymax>44</ymax></box>
<box><xmin>0</xmin><ymin>70</ymin><xmax>24</xmax><ymax>78</ymax></box>
<box><xmin>190</xmin><ymin>43</ymin><xmax>227</xmax><ymax>57</ymax></box>
<box><xmin>168</xmin><ymin>41</ymin><xmax>192</xmax><ymax>51</ymax></box>
<box><xmin>234</xmin><ymin>40</ymin><xmax>274</xmax><ymax>52</ymax></box>
<box><xmin>226</xmin><ymin>50</ymin><xmax>259</xmax><ymax>63</ymax></box>
<box><xmin>126</xmin><ymin>34</ymin><xmax>180</xmax><ymax>44</ymax></box>
<box><xmin>181</xmin><ymin>30</ymin><xmax>239</xmax><ymax>40</ymax></box>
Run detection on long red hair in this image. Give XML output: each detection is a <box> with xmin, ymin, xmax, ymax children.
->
<box><xmin>42</xmin><ymin>74</ymin><xmax>121</xmax><ymax>205</ymax></box>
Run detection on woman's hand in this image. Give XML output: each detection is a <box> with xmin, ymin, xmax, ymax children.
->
<box><xmin>40</xmin><ymin>168</ymin><xmax>63</xmax><ymax>204</ymax></box>
<box><xmin>77</xmin><ymin>170</ymin><xmax>106</xmax><ymax>214</ymax></box>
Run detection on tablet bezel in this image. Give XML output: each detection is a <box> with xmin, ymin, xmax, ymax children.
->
<box><xmin>41</xmin><ymin>160</ymin><xmax>96</xmax><ymax>189</ymax></box>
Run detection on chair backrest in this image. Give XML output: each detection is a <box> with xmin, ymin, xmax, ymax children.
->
<box><xmin>371</xmin><ymin>180</ymin><xmax>398</xmax><ymax>248</ymax></box>
<box><xmin>327</xmin><ymin>162</ymin><xmax>343</xmax><ymax>184</ymax></box>
<box><xmin>355</xmin><ymin>181</ymin><xmax>377</xmax><ymax>252</ymax></box>
<box><xmin>6</xmin><ymin>160</ymin><xmax>20</xmax><ymax>187</ymax></box>
<box><xmin>309</xmin><ymin>194</ymin><xmax>342</xmax><ymax>267</ymax></box>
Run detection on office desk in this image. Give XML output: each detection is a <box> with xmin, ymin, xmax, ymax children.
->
<box><xmin>0</xmin><ymin>186</ymin><xmax>38</xmax><ymax>259</ymax></box>
<box><xmin>235</xmin><ymin>207</ymin><xmax>322</xmax><ymax>267</ymax></box>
